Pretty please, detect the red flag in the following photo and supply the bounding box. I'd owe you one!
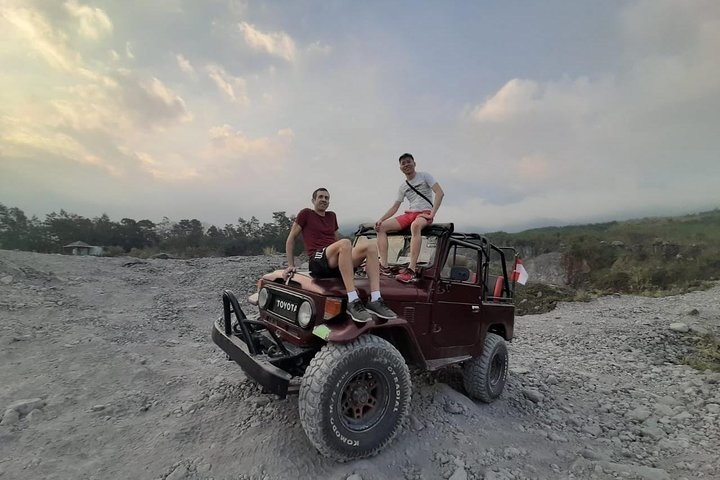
[511,257,528,285]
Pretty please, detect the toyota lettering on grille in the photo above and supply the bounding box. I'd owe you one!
[275,298,298,313]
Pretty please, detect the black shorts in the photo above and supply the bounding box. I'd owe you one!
[309,248,341,278]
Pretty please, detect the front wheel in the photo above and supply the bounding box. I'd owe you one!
[298,335,411,461]
[463,332,509,403]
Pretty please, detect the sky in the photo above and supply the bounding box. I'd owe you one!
[1,0,719,233]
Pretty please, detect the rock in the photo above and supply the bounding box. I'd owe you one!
[546,374,558,385]
[706,403,720,414]
[625,408,651,422]
[26,409,44,423]
[523,389,544,403]
[688,308,699,316]
[448,467,467,480]
[409,415,425,431]
[672,411,692,421]
[165,464,188,480]
[1,409,20,426]
[547,432,568,442]
[248,396,271,407]
[582,424,602,436]
[444,401,465,415]
[0,275,12,285]
[346,475,363,480]
[91,405,107,412]
[6,398,46,416]
[581,448,611,461]
[669,323,689,333]
[600,461,671,480]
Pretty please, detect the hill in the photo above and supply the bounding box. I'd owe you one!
[487,209,720,296]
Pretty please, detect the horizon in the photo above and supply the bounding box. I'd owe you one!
[2,1,719,232]
[4,200,717,237]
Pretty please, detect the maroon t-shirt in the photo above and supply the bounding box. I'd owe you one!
[296,208,338,257]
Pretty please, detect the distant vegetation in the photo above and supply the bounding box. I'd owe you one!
[2,203,719,297]
[0,203,296,258]
[487,209,720,298]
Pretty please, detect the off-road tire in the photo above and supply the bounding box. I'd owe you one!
[298,334,411,461]
[463,332,508,403]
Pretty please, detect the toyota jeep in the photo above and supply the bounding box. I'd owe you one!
[212,223,518,461]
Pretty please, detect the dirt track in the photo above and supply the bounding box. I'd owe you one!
[1,250,718,480]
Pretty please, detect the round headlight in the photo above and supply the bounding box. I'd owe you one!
[298,301,313,328]
[257,287,269,308]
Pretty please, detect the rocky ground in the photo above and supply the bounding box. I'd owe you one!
[0,250,718,480]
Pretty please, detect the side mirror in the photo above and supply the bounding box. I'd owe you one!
[449,266,470,282]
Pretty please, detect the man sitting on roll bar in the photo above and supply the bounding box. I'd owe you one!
[283,187,397,323]
[375,153,445,283]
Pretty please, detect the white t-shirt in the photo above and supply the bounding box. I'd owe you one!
[396,171,436,211]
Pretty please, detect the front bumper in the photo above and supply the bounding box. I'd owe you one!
[211,318,296,398]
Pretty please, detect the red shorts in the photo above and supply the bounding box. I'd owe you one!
[395,210,432,229]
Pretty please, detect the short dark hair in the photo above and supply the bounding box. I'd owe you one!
[312,187,329,199]
[398,153,414,162]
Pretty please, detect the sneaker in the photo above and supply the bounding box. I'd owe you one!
[395,269,417,283]
[379,265,394,277]
[366,298,397,320]
[347,298,372,323]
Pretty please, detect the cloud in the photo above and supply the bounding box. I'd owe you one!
[176,54,195,76]
[64,0,113,40]
[471,79,539,123]
[2,4,83,74]
[113,73,194,129]
[0,116,121,176]
[206,124,293,158]
[459,0,720,228]
[126,41,134,59]
[206,64,248,104]
[306,41,332,56]
[118,148,199,182]
[239,21,296,62]
[50,73,192,133]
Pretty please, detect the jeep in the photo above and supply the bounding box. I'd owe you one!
[212,223,518,461]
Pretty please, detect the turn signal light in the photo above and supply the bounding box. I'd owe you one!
[323,297,343,320]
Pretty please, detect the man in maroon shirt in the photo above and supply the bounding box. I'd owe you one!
[284,187,397,323]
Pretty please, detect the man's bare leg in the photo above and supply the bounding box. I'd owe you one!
[352,240,379,292]
[408,217,429,272]
[377,218,402,267]
[324,239,356,292]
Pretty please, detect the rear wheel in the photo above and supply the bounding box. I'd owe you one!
[463,332,508,403]
[298,335,411,461]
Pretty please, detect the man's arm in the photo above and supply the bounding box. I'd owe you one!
[422,183,444,221]
[375,201,402,230]
[284,222,302,277]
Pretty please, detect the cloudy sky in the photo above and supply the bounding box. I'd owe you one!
[1,0,718,232]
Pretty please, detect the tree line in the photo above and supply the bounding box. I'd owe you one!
[0,203,297,258]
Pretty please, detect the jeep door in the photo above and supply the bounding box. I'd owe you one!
[430,243,483,349]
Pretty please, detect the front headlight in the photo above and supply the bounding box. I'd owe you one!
[257,287,269,308]
[298,301,313,328]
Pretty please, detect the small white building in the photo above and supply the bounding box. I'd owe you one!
[63,241,104,256]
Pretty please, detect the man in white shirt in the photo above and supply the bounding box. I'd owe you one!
[374,153,445,283]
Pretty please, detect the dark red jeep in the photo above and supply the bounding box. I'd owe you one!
[212,223,518,461]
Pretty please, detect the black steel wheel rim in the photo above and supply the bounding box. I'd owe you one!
[489,352,505,387]
[337,368,389,432]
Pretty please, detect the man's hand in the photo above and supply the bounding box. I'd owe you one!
[418,213,434,222]
[282,266,297,281]
[374,219,383,231]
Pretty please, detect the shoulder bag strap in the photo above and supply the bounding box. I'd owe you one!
[405,180,433,208]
